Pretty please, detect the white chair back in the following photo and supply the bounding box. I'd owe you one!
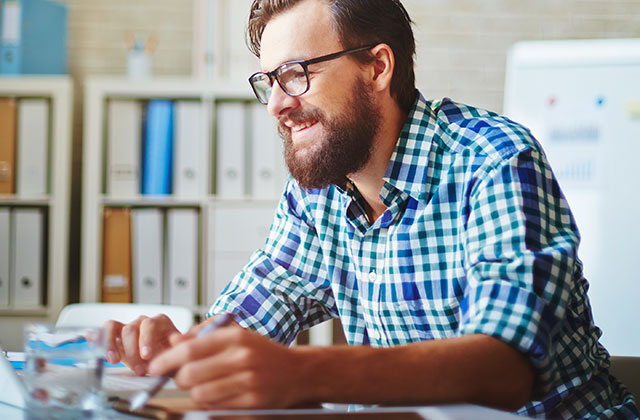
[56,303,195,333]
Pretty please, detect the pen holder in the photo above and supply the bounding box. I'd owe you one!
[127,50,152,80]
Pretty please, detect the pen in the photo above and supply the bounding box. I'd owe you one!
[128,312,236,410]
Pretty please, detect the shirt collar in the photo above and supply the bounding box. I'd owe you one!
[382,90,438,203]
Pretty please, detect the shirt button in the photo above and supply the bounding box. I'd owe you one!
[368,271,377,281]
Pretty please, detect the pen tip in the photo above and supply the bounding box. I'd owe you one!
[129,391,149,411]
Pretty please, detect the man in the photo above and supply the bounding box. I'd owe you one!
[105,0,638,417]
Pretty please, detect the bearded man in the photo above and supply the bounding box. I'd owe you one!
[105,1,638,417]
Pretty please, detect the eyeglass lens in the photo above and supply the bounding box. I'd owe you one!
[251,62,309,104]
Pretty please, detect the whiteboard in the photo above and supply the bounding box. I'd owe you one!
[504,39,640,357]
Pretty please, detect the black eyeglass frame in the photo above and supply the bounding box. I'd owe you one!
[248,43,378,105]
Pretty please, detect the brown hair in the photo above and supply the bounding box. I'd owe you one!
[247,0,417,113]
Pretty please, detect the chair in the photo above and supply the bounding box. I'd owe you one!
[610,356,640,402]
[55,303,195,334]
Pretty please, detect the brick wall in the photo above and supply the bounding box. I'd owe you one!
[404,0,640,112]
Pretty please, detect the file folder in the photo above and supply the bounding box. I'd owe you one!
[0,207,9,307]
[132,208,164,304]
[0,98,16,194]
[166,208,198,306]
[11,207,44,307]
[249,102,287,198]
[174,101,206,197]
[107,100,142,197]
[0,0,67,75]
[16,98,48,197]
[215,101,246,197]
[142,100,174,195]
[167,209,199,306]
[102,207,132,303]
[208,203,275,304]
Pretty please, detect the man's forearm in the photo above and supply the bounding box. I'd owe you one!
[291,333,534,410]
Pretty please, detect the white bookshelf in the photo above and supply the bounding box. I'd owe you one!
[80,76,284,318]
[0,76,73,351]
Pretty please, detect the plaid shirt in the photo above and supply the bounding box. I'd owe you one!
[210,92,638,419]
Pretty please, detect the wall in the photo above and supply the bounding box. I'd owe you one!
[63,0,640,300]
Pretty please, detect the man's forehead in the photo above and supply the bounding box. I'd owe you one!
[258,0,341,71]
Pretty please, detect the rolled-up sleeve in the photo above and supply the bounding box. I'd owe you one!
[459,146,580,397]
[208,179,337,345]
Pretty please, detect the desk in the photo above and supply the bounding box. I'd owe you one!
[0,400,525,419]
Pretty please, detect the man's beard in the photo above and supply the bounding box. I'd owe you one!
[278,78,381,189]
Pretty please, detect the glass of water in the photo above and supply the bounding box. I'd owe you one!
[23,324,106,418]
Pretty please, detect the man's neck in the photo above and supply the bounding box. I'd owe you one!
[349,101,407,224]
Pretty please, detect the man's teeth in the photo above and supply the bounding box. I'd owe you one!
[292,121,315,132]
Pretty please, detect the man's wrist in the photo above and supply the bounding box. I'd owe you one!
[289,344,341,405]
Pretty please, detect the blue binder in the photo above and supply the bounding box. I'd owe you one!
[142,100,174,195]
[0,0,67,74]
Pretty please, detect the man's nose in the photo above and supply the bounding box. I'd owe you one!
[266,81,298,118]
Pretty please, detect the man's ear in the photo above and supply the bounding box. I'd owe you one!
[368,43,395,93]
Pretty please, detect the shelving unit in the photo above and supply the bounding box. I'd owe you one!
[80,76,285,318]
[0,76,73,351]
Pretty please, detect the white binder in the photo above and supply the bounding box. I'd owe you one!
[173,101,206,197]
[210,255,247,304]
[107,100,142,197]
[132,208,164,304]
[167,208,198,306]
[0,208,9,307]
[11,207,43,307]
[249,103,287,198]
[16,99,48,197]
[207,202,275,305]
[216,102,246,197]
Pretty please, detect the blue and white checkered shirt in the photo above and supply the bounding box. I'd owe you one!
[210,91,638,418]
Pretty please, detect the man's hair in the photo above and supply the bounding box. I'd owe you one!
[247,0,417,113]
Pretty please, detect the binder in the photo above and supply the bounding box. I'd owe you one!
[166,208,198,306]
[173,101,205,197]
[0,0,67,75]
[107,100,142,197]
[0,208,9,307]
[11,207,44,307]
[0,98,16,194]
[208,203,274,304]
[142,100,174,195]
[132,208,164,304]
[209,255,247,304]
[249,102,287,198]
[215,101,246,197]
[16,98,48,197]
[102,207,132,303]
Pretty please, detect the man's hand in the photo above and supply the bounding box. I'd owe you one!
[148,321,305,409]
[104,314,180,376]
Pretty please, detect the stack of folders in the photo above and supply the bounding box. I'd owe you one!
[102,206,200,307]
[215,100,288,198]
[0,97,49,309]
[106,98,287,199]
[107,99,206,198]
[0,0,68,75]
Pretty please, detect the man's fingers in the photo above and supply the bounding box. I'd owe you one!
[172,346,241,389]
[138,314,176,360]
[104,320,124,364]
[189,371,272,409]
[121,316,148,375]
[148,324,238,377]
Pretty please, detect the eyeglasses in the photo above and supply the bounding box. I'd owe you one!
[248,44,377,105]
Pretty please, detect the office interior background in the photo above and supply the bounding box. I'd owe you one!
[0,0,639,352]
